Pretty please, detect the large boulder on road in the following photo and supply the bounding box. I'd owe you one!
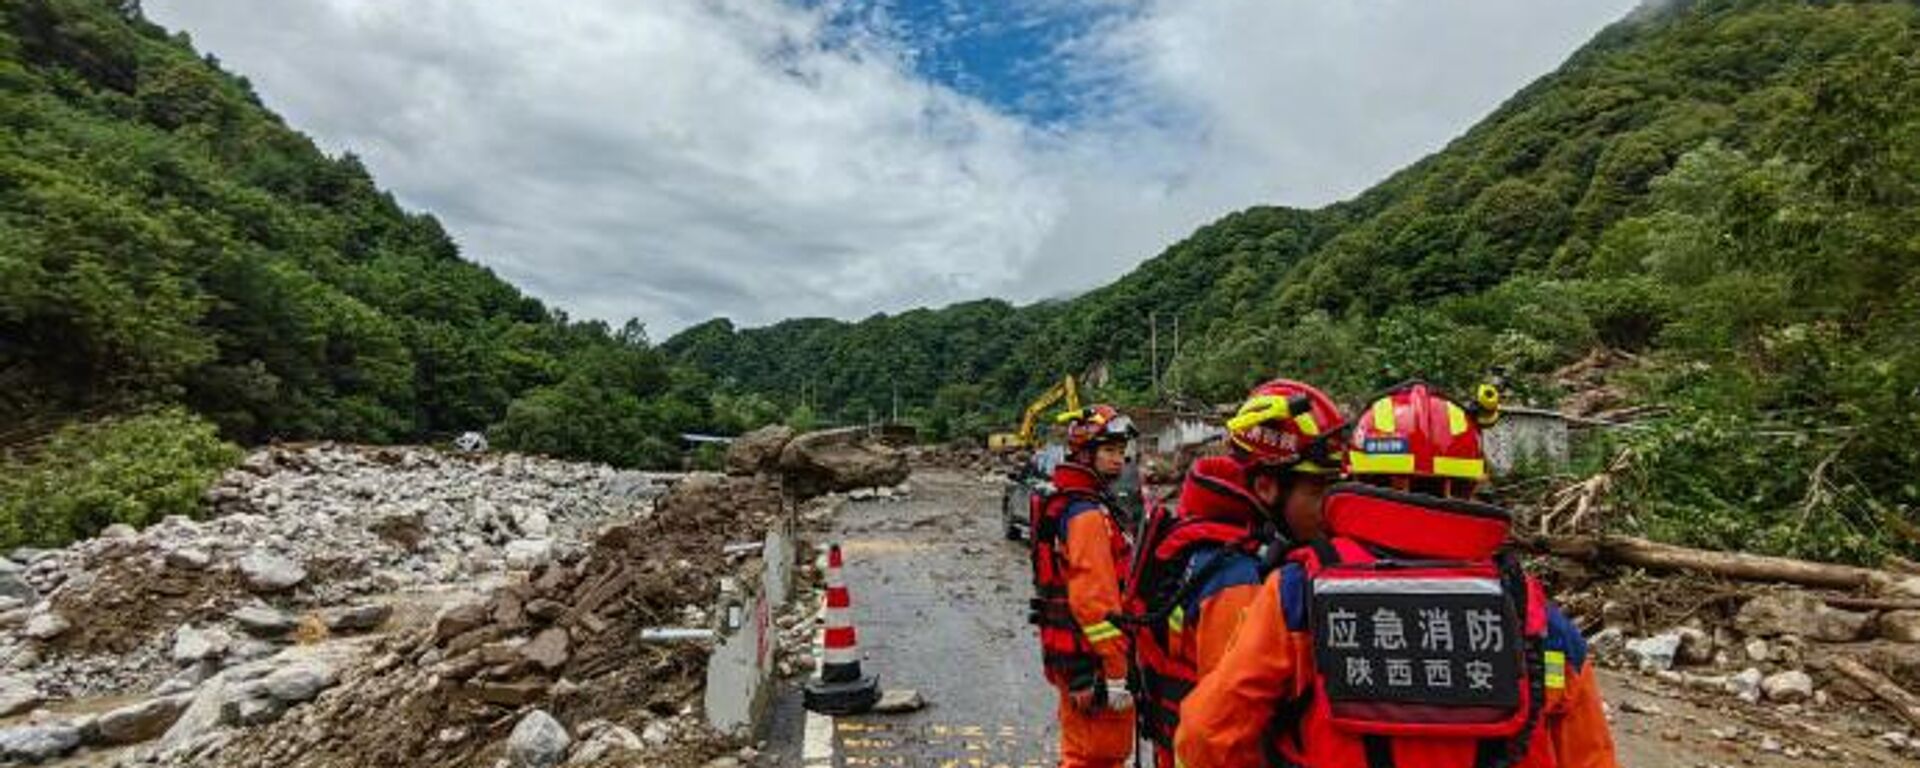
[777,428,909,499]
[726,425,795,476]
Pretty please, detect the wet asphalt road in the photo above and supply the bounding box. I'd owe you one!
[767,469,1059,767]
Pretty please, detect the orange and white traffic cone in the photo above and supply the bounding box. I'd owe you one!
[804,543,881,715]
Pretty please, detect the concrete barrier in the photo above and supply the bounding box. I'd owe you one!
[702,516,796,735]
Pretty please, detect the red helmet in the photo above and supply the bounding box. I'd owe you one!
[1346,381,1494,490]
[1059,404,1136,456]
[1224,379,1347,474]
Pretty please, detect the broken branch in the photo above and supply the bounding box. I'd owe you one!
[1526,535,1920,594]
[1830,656,1920,731]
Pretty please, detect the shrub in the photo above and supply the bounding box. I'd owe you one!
[0,408,242,548]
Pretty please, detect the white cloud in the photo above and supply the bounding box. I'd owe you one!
[145,0,1638,334]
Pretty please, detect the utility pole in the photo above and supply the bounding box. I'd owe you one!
[1171,315,1180,394]
[1149,311,1160,400]
[890,382,899,424]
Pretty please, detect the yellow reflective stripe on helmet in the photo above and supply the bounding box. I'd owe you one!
[1348,451,1416,475]
[1447,403,1469,437]
[1371,399,1396,433]
[1082,621,1123,644]
[1544,650,1567,690]
[1227,394,1291,433]
[1294,412,1320,437]
[1168,605,1185,634]
[1433,456,1487,479]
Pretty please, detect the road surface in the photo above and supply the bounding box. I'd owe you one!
[764,469,1913,767]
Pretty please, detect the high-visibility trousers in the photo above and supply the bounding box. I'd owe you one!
[1057,689,1134,768]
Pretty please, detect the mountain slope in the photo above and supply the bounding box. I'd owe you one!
[0,0,707,467]
[671,0,1920,562]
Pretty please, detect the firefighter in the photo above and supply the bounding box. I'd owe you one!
[1175,382,1619,768]
[1030,404,1139,768]
[1133,380,1348,768]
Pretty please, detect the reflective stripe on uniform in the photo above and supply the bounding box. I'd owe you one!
[1083,620,1123,643]
[1312,577,1503,596]
[1168,605,1185,634]
[1347,450,1415,475]
[1544,650,1567,690]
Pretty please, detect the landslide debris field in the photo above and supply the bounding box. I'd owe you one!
[0,443,782,767]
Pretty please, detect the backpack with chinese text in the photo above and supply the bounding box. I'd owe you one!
[1279,483,1551,768]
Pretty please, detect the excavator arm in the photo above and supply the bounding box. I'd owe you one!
[1015,375,1081,447]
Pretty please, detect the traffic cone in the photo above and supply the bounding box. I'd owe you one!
[804,543,881,715]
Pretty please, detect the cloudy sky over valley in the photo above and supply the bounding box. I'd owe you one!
[146,0,1638,335]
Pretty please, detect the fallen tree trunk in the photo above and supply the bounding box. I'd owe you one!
[1819,594,1920,612]
[1526,535,1920,595]
[1830,656,1920,731]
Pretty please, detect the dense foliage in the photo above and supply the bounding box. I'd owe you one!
[0,0,715,472]
[0,408,240,548]
[671,0,1920,562]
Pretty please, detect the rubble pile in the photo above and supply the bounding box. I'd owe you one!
[904,442,997,474]
[158,472,784,768]
[0,444,677,765]
[1568,575,1920,761]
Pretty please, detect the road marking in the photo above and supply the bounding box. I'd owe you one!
[803,708,836,767]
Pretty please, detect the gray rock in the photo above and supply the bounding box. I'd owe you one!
[1761,670,1814,704]
[261,661,337,703]
[1744,637,1771,662]
[237,552,307,593]
[100,523,137,539]
[0,560,36,603]
[519,628,571,672]
[1626,632,1682,672]
[0,675,41,717]
[1675,626,1715,666]
[171,625,230,666]
[96,695,192,745]
[231,605,297,637]
[22,612,69,641]
[1735,592,1870,642]
[505,539,554,571]
[322,603,392,633]
[1878,610,1920,644]
[1728,667,1764,703]
[515,510,553,539]
[566,722,641,765]
[165,548,213,571]
[507,709,570,768]
[0,722,81,762]
[776,427,910,499]
[222,689,287,726]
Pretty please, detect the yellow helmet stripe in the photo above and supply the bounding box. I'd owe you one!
[1348,450,1416,475]
[1371,399,1396,433]
[1294,412,1320,437]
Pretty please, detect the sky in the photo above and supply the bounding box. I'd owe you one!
[144,0,1640,336]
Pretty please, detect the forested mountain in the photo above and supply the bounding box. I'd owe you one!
[0,0,722,464]
[0,0,736,544]
[671,0,1920,563]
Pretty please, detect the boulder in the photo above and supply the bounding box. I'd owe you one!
[1735,592,1870,642]
[507,709,571,768]
[0,560,36,603]
[100,523,137,539]
[261,661,336,703]
[96,695,192,745]
[165,548,212,571]
[0,675,41,717]
[1761,670,1814,704]
[237,552,307,593]
[0,722,81,762]
[505,539,555,571]
[725,425,795,476]
[322,603,392,633]
[1728,667,1764,703]
[519,627,571,672]
[171,625,231,666]
[1877,610,1920,644]
[231,605,298,637]
[776,428,910,499]
[566,722,641,765]
[1674,627,1715,666]
[433,602,491,644]
[23,611,69,641]
[1626,632,1682,672]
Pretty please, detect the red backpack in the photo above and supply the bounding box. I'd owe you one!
[1027,466,1131,690]
[1278,484,1551,768]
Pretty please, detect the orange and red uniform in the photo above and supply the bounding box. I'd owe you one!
[1046,461,1136,768]
[1135,456,1273,768]
[1174,487,1619,768]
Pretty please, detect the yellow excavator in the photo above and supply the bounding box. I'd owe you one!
[988,375,1081,452]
